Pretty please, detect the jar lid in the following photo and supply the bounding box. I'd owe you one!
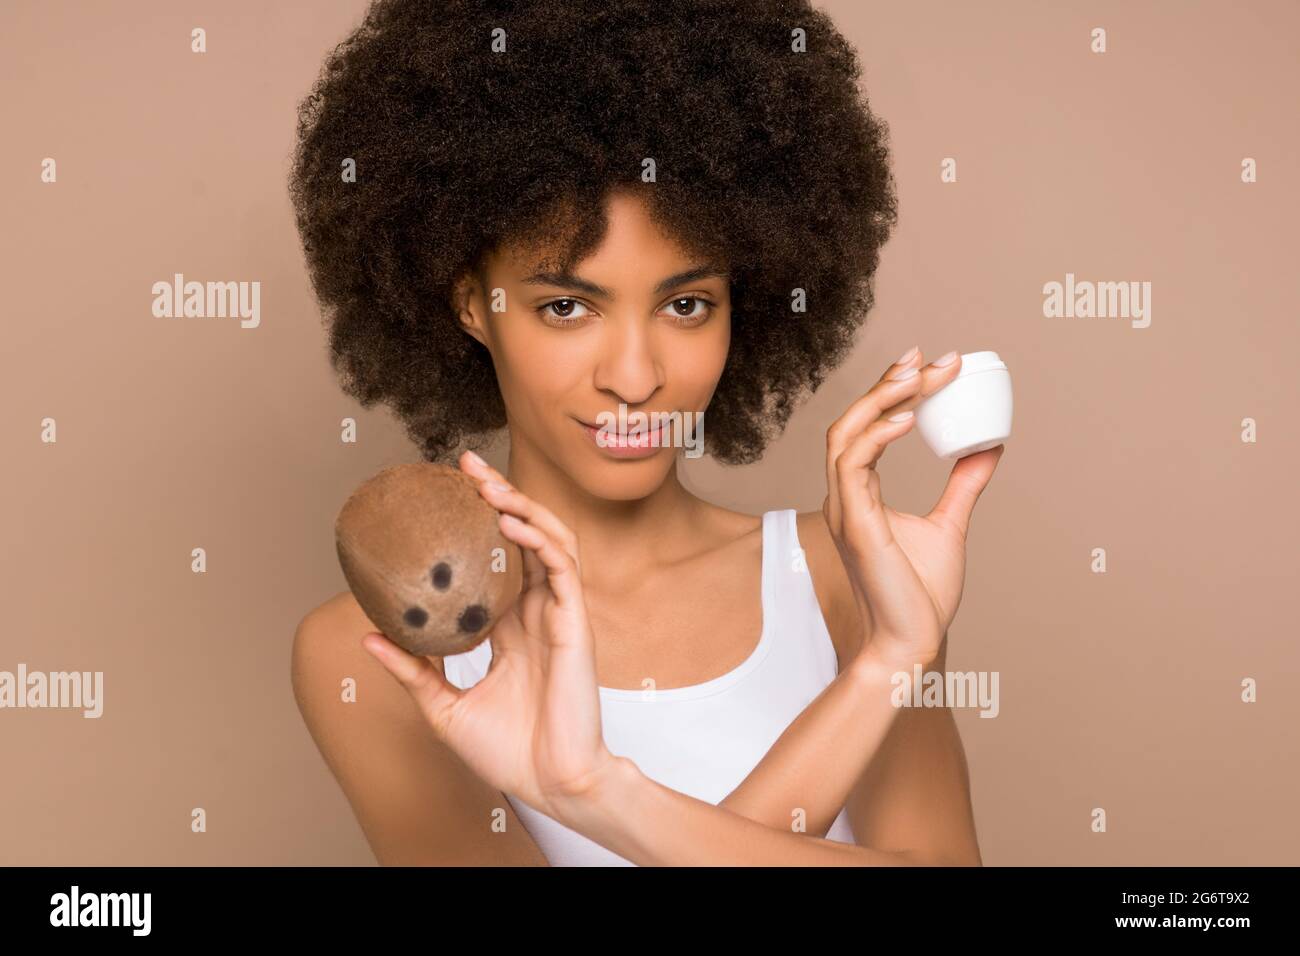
[955,351,1007,377]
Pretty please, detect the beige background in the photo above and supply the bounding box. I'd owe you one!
[2,0,1296,865]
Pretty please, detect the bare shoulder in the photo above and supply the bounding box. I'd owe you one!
[795,509,866,670]
[291,591,409,727]
[290,591,547,865]
[293,592,376,683]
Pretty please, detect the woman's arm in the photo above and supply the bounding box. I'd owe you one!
[843,636,982,866]
[718,639,904,840]
[553,652,931,866]
[717,514,980,865]
[712,351,1000,859]
[715,630,980,865]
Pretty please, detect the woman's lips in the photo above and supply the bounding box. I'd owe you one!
[576,418,667,457]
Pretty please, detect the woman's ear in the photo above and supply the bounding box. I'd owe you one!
[450,272,489,348]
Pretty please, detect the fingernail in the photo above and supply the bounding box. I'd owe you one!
[930,350,958,367]
[888,410,914,422]
[485,480,511,492]
[465,450,486,467]
[894,345,919,366]
[887,365,919,381]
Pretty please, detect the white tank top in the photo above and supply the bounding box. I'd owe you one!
[441,508,858,865]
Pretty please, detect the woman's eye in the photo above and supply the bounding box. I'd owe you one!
[538,298,590,326]
[536,296,714,327]
[663,297,713,326]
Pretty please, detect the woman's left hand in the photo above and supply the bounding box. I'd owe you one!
[360,452,617,821]
[824,348,1006,672]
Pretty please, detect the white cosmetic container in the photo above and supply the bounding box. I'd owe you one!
[914,351,1013,459]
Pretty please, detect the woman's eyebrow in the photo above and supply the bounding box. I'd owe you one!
[520,265,728,298]
[652,266,729,294]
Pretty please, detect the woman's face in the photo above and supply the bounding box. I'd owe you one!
[457,190,731,501]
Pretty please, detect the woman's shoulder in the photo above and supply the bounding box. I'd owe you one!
[291,591,406,721]
[288,591,547,864]
[292,591,374,678]
[297,589,368,635]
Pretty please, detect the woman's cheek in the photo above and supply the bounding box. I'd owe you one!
[675,321,730,394]
[500,325,590,407]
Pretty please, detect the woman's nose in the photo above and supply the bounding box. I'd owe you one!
[591,320,662,403]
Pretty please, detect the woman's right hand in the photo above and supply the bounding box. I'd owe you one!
[360,452,622,821]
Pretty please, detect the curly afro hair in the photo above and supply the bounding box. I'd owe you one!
[289,0,898,465]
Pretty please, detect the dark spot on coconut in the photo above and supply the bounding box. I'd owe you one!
[458,604,488,633]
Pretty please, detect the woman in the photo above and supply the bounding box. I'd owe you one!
[289,0,1003,865]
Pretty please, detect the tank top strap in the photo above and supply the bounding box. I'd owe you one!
[759,509,806,621]
[762,508,813,597]
[761,508,840,673]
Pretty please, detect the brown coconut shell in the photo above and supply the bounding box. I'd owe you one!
[334,462,523,657]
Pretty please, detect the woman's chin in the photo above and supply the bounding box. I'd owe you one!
[573,452,677,501]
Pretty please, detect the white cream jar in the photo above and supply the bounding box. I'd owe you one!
[914,351,1013,459]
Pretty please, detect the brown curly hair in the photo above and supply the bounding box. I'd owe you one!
[288,0,898,465]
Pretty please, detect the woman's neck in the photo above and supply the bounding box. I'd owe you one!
[503,443,712,591]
